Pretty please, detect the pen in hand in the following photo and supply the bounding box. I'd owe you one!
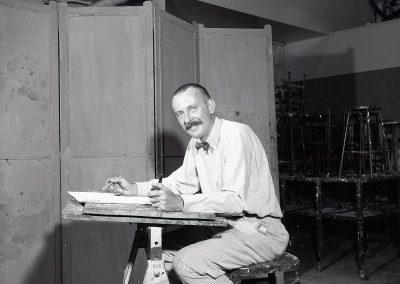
[102,183,112,191]
[102,175,123,192]
[151,175,163,191]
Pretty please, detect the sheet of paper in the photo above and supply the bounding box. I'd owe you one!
[68,191,151,205]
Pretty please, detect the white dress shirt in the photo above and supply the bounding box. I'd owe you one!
[137,117,282,218]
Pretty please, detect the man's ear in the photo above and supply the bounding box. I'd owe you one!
[207,99,216,115]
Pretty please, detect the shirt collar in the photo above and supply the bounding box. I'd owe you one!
[196,116,221,150]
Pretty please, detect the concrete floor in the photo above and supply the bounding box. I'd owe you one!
[243,217,400,284]
[284,232,400,284]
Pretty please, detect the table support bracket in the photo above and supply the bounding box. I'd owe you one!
[123,225,170,284]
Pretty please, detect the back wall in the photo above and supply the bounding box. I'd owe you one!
[285,19,400,120]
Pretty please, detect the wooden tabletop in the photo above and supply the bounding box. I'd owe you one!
[62,199,227,227]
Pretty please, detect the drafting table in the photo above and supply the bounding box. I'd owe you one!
[62,199,227,284]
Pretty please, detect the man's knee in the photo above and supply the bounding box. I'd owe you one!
[173,246,211,280]
[173,246,225,280]
[173,249,233,284]
[172,248,193,276]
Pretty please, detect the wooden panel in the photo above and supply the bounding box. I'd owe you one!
[59,1,154,213]
[0,1,60,283]
[0,2,52,158]
[154,8,197,175]
[68,157,150,191]
[68,15,148,157]
[59,3,154,284]
[0,160,56,283]
[198,25,279,193]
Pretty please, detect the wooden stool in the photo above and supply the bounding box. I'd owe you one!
[227,252,300,284]
[339,105,391,178]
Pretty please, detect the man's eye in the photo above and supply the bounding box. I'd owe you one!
[176,113,183,118]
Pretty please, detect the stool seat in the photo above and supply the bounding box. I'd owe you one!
[227,252,300,284]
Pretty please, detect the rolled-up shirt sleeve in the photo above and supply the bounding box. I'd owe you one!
[136,143,200,197]
[180,191,244,215]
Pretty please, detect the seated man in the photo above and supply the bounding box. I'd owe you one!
[106,83,289,284]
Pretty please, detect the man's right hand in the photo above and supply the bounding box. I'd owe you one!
[104,176,138,196]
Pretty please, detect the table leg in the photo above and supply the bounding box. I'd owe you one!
[356,181,366,280]
[123,226,169,284]
[143,226,169,284]
[315,179,323,271]
[143,260,169,283]
[123,225,147,284]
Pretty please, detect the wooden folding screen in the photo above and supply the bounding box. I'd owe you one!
[198,25,279,192]
[153,12,278,186]
[153,7,198,176]
[58,3,154,283]
[0,1,60,283]
[0,2,278,283]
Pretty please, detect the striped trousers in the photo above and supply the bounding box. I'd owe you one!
[162,216,289,284]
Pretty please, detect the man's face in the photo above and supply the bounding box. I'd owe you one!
[172,87,215,141]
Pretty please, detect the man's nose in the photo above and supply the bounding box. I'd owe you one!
[183,111,191,123]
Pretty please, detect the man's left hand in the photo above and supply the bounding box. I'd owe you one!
[148,183,184,212]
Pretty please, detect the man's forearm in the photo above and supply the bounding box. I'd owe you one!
[180,191,244,215]
[127,183,138,196]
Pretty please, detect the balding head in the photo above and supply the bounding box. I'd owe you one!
[173,83,211,103]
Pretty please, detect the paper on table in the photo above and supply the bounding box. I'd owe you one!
[68,191,151,205]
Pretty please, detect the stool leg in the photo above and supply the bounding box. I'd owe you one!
[315,179,323,272]
[339,111,350,179]
[379,110,392,173]
[299,115,306,173]
[289,114,294,176]
[294,269,300,283]
[356,181,366,280]
[366,109,373,177]
[275,271,284,284]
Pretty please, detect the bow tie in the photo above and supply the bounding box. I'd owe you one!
[195,141,210,151]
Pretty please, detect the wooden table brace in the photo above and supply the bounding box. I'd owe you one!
[123,225,169,284]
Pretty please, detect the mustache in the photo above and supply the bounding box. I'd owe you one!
[185,120,202,130]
